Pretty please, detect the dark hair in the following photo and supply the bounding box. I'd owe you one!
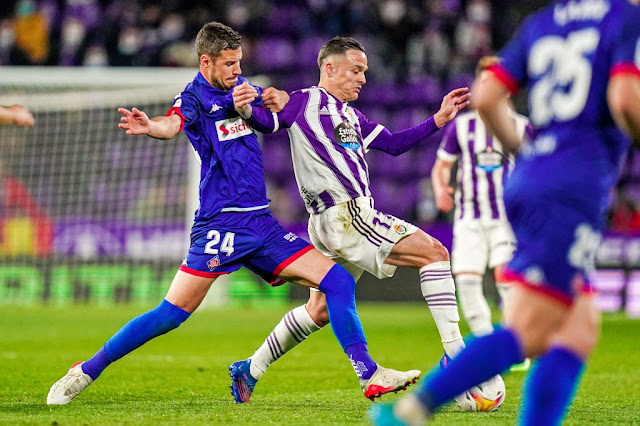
[195,22,241,60]
[317,36,366,68]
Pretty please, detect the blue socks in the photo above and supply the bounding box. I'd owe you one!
[345,342,377,380]
[318,264,375,378]
[318,264,366,350]
[81,300,190,380]
[416,328,524,411]
[519,346,585,426]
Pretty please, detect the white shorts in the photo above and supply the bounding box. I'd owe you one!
[308,197,418,281]
[451,219,516,276]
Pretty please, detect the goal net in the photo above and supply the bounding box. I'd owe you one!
[0,67,286,307]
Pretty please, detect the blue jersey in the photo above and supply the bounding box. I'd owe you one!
[167,73,269,222]
[493,0,640,303]
[492,0,640,215]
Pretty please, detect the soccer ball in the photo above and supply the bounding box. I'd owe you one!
[454,374,506,412]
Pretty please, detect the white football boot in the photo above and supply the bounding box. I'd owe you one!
[360,366,421,401]
[47,362,93,405]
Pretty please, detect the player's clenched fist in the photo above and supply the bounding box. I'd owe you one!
[233,82,258,119]
[261,87,290,113]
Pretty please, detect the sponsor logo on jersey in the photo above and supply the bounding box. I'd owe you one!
[319,105,331,115]
[215,117,254,141]
[207,255,220,270]
[475,146,504,172]
[334,121,362,150]
[283,232,298,242]
[209,103,222,113]
[394,224,407,235]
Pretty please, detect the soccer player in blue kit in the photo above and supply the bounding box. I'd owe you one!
[46,22,418,405]
[371,0,640,424]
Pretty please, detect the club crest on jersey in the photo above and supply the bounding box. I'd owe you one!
[394,224,407,235]
[215,117,254,141]
[207,255,220,271]
[334,121,361,150]
[475,146,504,172]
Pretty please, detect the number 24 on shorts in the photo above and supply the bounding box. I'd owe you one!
[205,230,235,256]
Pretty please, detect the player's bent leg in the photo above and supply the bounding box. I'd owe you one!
[506,286,569,358]
[518,293,600,426]
[47,271,213,405]
[281,249,421,399]
[387,231,465,358]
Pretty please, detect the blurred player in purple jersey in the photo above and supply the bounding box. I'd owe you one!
[47,22,418,406]
[432,56,533,371]
[228,36,491,404]
[372,1,640,424]
[0,104,34,127]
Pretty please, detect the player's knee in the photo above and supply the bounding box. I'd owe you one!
[318,264,356,297]
[564,303,601,357]
[426,239,450,264]
[156,299,191,335]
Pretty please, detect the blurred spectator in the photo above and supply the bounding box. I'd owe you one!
[12,0,50,64]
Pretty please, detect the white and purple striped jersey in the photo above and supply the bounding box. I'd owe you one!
[437,110,531,222]
[285,87,375,213]
[246,85,441,214]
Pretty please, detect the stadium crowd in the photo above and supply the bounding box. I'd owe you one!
[1,0,639,229]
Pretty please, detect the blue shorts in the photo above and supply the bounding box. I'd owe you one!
[503,183,601,305]
[180,209,313,285]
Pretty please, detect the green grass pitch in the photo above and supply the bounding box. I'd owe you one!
[2,303,639,425]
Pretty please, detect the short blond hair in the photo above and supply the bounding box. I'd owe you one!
[475,56,500,76]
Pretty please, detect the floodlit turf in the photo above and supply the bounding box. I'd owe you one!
[2,303,639,425]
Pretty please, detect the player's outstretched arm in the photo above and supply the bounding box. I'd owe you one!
[431,158,455,213]
[433,88,471,128]
[0,104,35,127]
[608,74,640,147]
[118,107,181,140]
[473,76,521,152]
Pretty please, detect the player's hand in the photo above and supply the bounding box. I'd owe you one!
[434,185,455,212]
[233,82,258,118]
[262,88,289,112]
[118,107,151,135]
[434,87,471,128]
[9,105,35,127]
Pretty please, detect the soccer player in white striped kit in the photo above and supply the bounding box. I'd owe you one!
[432,57,533,346]
[228,36,503,404]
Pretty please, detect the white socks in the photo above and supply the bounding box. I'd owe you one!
[419,261,465,357]
[249,304,322,379]
[456,273,494,336]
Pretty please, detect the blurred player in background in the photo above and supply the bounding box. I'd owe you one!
[47,22,418,406]
[432,56,533,371]
[372,0,640,424]
[228,36,504,405]
[0,104,34,127]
